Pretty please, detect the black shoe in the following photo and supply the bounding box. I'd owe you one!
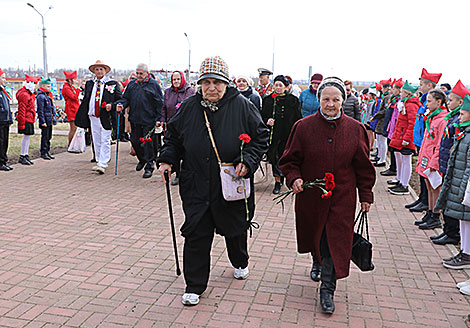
[388,183,402,192]
[409,202,428,213]
[310,262,321,282]
[374,162,386,167]
[432,235,460,245]
[0,164,10,171]
[419,213,441,230]
[90,158,97,163]
[370,151,378,157]
[142,169,153,179]
[320,290,335,314]
[24,155,34,165]
[41,155,51,160]
[18,156,31,165]
[387,179,399,185]
[272,182,282,195]
[415,210,432,225]
[405,199,421,209]
[171,177,179,186]
[136,162,145,171]
[389,185,410,195]
[5,165,13,170]
[380,169,396,176]
[47,153,55,159]
[430,232,446,241]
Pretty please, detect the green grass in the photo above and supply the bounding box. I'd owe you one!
[7,133,69,164]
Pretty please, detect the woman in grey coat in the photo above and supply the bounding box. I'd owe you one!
[435,95,470,274]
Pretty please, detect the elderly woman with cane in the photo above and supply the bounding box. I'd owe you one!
[157,56,268,306]
[279,77,376,314]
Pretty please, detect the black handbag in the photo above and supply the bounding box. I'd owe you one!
[351,211,374,272]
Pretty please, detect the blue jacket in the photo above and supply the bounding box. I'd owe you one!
[0,87,13,124]
[36,89,57,126]
[369,98,381,131]
[119,77,163,125]
[439,113,459,174]
[299,88,320,117]
[413,93,427,148]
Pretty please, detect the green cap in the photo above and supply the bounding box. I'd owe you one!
[402,80,418,94]
[40,78,51,85]
[462,94,470,111]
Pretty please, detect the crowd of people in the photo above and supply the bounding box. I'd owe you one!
[1,59,470,314]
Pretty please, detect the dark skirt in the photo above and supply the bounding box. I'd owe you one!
[389,146,415,156]
[18,122,35,135]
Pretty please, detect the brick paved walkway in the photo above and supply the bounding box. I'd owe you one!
[1,143,469,327]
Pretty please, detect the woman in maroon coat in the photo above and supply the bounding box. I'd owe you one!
[279,77,376,314]
[62,70,81,144]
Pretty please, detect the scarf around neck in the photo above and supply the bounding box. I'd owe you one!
[445,106,461,121]
[425,106,446,138]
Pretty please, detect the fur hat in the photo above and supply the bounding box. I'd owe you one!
[197,56,230,84]
[273,75,290,87]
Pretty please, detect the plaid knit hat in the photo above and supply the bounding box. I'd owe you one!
[317,76,347,102]
[197,56,230,84]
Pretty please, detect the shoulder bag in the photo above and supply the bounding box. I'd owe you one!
[351,210,374,272]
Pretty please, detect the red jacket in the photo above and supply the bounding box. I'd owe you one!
[62,82,80,121]
[15,87,36,129]
[279,112,376,279]
[389,96,420,151]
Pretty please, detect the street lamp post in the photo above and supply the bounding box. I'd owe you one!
[184,33,191,82]
[27,3,52,78]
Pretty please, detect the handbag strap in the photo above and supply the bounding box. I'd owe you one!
[203,110,221,164]
[354,210,370,240]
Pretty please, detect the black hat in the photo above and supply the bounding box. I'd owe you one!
[440,83,451,92]
[258,68,273,76]
[274,75,290,87]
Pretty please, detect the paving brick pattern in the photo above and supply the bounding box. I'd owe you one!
[1,143,469,327]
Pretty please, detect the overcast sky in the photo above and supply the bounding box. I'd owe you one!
[1,0,469,84]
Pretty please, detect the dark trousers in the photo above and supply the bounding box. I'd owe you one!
[130,123,155,171]
[183,210,249,295]
[40,125,52,156]
[0,123,9,165]
[416,146,429,205]
[443,214,460,240]
[388,142,397,172]
[320,229,336,294]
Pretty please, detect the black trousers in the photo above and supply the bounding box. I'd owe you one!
[0,123,9,165]
[40,125,52,156]
[416,146,429,205]
[183,210,249,295]
[388,138,397,172]
[443,214,460,240]
[130,123,155,170]
[320,229,337,294]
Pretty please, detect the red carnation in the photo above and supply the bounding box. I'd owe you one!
[271,93,278,98]
[325,180,335,191]
[147,138,152,142]
[101,102,107,109]
[238,134,251,144]
[324,172,334,182]
[456,128,461,135]
[139,137,145,143]
[321,191,333,199]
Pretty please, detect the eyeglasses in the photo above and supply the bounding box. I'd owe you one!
[136,72,146,75]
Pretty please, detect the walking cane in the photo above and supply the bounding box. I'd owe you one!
[114,111,120,175]
[164,170,182,276]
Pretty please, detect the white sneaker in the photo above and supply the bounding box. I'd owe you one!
[460,285,470,296]
[92,166,105,174]
[457,280,470,289]
[182,293,200,306]
[234,267,249,280]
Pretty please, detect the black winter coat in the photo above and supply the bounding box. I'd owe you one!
[36,90,56,126]
[439,114,459,174]
[240,87,261,112]
[0,87,13,124]
[343,94,361,121]
[157,87,269,238]
[75,79,122,130]
[119,77,163,126]
[261,93,302,163]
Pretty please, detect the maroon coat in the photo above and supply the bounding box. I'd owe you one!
[279,112,376,279]
[389,96,420,151]
[15,87,36,129]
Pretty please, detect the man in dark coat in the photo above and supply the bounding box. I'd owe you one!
[279,77,376,314]
[157,56,269,306]
[0,68,13,171]
[117,63,163,179]
[75,60,122,174]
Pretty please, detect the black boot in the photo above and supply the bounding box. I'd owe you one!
[310,257,321,282]
[405,199,421,209]
[319,256,336,314]
[18,155,31,165]
[24,155,34,165]
[272,181,282,194]
[419,212,442,230]
[414,210,432,226]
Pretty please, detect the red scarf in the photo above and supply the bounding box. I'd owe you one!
[39,87,54,102]
[171,71,186,92]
